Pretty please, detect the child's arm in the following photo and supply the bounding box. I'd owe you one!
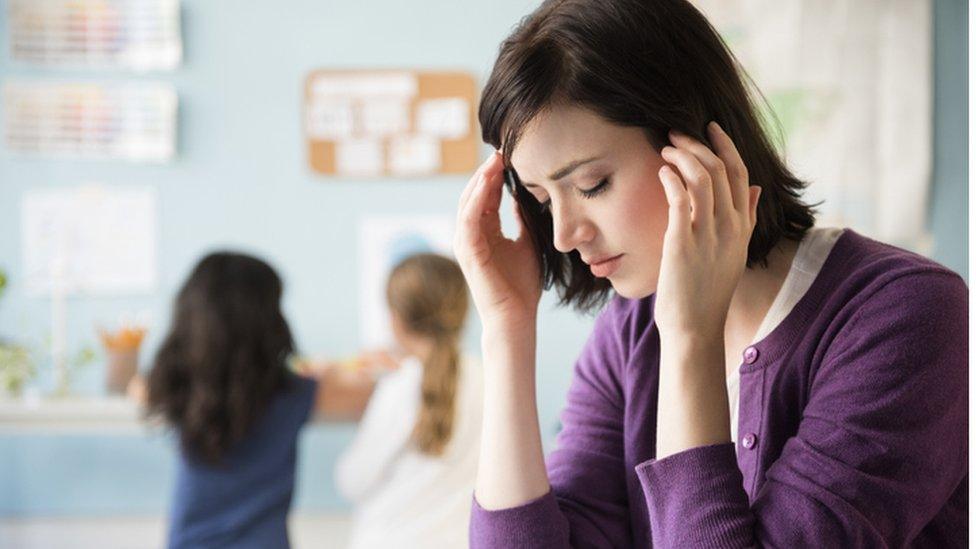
[298,351,399,421]
[302,361,375,421]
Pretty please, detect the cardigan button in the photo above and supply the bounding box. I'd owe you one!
[743,346,759,364]
[742,433,757,450]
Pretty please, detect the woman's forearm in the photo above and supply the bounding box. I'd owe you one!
[475,322,551,509]
[655,333,731,460]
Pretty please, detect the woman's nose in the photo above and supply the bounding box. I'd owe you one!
[551,199,595,253]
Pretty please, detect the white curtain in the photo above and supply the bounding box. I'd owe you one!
[693,0,933,252]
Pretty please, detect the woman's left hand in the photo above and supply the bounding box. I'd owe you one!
[653,122,761,340]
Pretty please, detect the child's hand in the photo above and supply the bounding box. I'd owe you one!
[293,358,329,376]
[359,349,400,372]
[454,152,542,332]
[126,374,147,405]
[654,122,761,340]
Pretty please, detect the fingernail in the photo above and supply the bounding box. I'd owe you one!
[709,121,722,132]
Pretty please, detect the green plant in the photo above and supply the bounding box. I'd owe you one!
[0,344,35,396]
[51,344,97,396]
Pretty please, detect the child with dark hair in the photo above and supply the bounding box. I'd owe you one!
[147,252,317,549]
[456,0,967,547]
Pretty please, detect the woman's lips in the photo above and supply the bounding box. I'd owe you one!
[589,254,624,278]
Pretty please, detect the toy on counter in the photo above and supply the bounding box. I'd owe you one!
[98,324,147,395]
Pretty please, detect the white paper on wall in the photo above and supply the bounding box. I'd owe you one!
[310,73,418,98]
[336,138,384,177]
[22,184,157,296]
[358,215,455,349]
[8,0,182,71]
[416,97,470,140]
[306,99,355,139]
[3,81,178,162]
[692,0,933,251]
[360,98,411,136]
[388,134,441,175]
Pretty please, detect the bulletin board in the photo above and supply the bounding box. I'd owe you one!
[304,70,479,177]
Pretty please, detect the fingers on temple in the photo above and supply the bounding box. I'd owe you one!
[661,145,713,230]
[459,153,502,220]
[460,154,504,231]
[705,122,750,214]
[668,129,735,222]
[659,165,691,233]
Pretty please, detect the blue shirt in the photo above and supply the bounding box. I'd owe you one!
[167,373,318,549]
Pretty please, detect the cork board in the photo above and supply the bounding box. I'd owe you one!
[304,70,479,177]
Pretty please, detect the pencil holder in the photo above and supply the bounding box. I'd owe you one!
[99,327,146,395]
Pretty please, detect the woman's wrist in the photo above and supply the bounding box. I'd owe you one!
[481,306,537,331]
[481,315,537,346]
[656,329,731,459]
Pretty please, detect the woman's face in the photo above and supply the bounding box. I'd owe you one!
[511,104,670,299]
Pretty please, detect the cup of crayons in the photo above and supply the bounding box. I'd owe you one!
[98,324,147,395]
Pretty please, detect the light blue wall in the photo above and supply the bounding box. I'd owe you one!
[0,0,591,516]
[0,0,968,516]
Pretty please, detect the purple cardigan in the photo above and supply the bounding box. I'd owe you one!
[470,230,968,547]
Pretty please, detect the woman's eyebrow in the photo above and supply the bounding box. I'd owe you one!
[521,156,603,188]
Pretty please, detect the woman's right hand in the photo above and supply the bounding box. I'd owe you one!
[454,152,542,331]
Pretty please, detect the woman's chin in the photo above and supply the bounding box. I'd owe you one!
[608,276,656,300]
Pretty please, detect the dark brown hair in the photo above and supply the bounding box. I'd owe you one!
[147,252,295,465]
[480,0,816,312]
[386,253,469,456]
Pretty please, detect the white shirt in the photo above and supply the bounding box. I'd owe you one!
[727,227,844,446]
[335,355,483,549]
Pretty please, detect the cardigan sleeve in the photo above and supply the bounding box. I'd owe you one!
[470,298,635,548]
[636,270,969,547]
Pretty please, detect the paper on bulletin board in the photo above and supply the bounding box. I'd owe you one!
[388,135,441,175]
[416,97,470,139]
[305,70,478,177]
[22,185,157,296]
[361,98,411,135]
[306,99,355,139]
[358,215,455,349]
[336,139,384,176]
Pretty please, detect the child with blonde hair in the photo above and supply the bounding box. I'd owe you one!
[335,253,482,548]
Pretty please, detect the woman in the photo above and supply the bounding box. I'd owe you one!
[335,253,482,548]
[455,0,967,547]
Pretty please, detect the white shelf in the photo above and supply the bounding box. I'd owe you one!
[0,395,149,433]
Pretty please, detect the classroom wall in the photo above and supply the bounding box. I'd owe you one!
[0,0,589,516]
[0,0,968,516]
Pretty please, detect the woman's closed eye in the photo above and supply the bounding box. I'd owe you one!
[536,177,611,212]
[579,177,611,199]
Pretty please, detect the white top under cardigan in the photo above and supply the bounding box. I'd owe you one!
[335,355,483,549]
[727,227,844,446]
